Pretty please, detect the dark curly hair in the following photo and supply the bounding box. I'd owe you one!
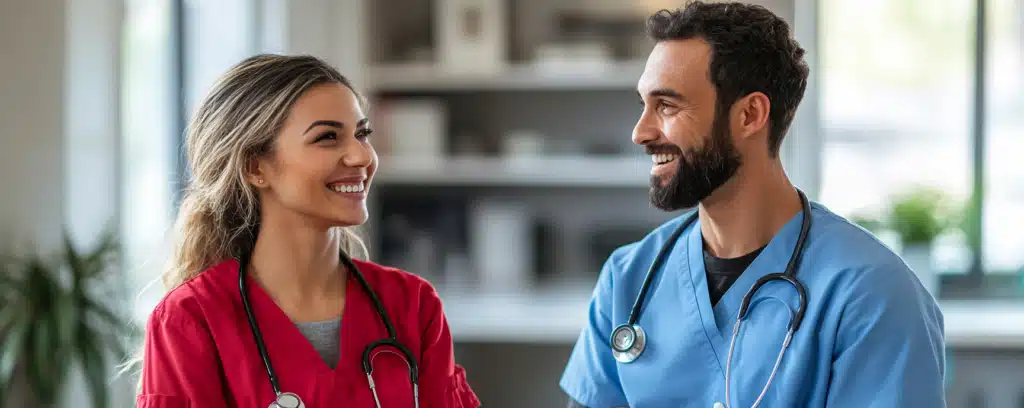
[646,1,809,157]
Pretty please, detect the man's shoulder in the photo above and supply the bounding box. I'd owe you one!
[805,203,940,313]
[810,202,896,250]
[806,203,912,275]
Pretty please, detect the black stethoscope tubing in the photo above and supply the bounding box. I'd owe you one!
[238,248,419,399]
[611,189,812,361]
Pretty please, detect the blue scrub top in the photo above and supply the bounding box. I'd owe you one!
[560,202,946,407]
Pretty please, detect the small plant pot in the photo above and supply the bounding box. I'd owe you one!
[902,243,939,298]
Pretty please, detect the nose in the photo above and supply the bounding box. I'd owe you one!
[341,137,374,168]
[631,108,659,146]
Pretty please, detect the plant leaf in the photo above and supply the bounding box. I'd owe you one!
[0,319,28,395]
[0,270,16,292]
[76,323,110,408]
[63,233,85,284]
[85,317,130,359]
[26,317,57,404]
[0,302,20,337]
[83,297,128,328]
[82,230,118,279]
[25,271,72,406]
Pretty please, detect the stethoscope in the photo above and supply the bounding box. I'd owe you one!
[238,248,420,408]
[609,189,811,408]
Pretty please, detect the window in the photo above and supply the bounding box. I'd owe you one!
[183,0,260,112]
[820,0,1023,299]
[121,0,178,319]
[176,0,260,202]
[819,0,974,263]
[983,0,1024,278]
[121,0,261,318]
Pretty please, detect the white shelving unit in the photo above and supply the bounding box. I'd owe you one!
[374,155,651,187]
[367,60,646,92]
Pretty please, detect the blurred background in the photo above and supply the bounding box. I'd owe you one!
[1,0,1022,406]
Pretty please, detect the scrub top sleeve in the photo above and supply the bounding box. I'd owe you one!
[559,247,631,408]
[825,263,946,408]
[417,284,481,408]
[137,304,229,408]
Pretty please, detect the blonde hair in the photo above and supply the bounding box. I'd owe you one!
[123,54,368,388]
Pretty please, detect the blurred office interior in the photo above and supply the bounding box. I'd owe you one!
[1,0,1022,406]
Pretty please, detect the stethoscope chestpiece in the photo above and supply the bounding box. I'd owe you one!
[270,392,304,408]
[610,323,646,364]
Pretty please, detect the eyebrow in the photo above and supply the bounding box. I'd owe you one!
[303,118,369,134]
[644,88,686,102]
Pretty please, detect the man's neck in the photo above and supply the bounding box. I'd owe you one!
[698,161,802,259]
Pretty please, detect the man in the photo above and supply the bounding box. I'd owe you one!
[560,2,946,407]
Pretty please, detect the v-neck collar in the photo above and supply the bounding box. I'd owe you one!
[681,207,809,371]
[242,264,360,380]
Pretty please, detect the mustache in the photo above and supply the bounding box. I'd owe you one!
[644,144,682,155]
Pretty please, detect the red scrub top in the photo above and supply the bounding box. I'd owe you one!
[137,257,480,408]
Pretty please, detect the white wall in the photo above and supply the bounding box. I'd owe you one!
[0,0,67,253]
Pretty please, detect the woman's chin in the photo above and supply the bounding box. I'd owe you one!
[326,208,368,227]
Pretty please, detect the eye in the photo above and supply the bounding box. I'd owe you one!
[314,131,337,143]
[355,128,373,140]
[657,101,679,115]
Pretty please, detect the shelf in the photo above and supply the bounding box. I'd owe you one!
[366,61,646,92]
[942,301,1024,349]
[374,155,651,187]
[438,287,1024,348]
[438,285,592,344]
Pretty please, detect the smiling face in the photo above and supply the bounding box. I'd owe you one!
[249,83,377,228]
[633,38,743,211]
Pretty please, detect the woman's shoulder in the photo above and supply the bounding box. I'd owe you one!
[146,259,238,330]
[351,258,437,292]
[350,258,450,321]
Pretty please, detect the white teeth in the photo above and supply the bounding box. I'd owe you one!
[329,183,364,193]
[651,153,679,165]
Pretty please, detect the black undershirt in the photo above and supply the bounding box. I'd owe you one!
[566,242,764,408]
[702,242,765,306]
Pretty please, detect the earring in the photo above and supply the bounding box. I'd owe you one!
[257,178,263,185]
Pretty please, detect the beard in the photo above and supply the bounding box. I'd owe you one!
[648,108,742,212]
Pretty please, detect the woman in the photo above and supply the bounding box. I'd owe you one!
[136,54,480,408]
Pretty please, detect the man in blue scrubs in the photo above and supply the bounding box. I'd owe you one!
[560,2,946,407]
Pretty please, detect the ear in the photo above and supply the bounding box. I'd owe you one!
[244,156,266,188]
[733,92,771,139]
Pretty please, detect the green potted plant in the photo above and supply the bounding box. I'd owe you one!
[884,186,956,296]
[0,229,134,408]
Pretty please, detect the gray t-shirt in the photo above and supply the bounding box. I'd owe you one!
[295,318,342,369]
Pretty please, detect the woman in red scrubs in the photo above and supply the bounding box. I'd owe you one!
[135,54,480,408]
